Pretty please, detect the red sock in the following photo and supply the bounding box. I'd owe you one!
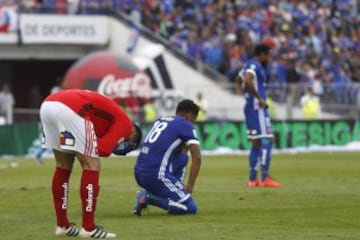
[80,170,100,231]
[52,167,71,228]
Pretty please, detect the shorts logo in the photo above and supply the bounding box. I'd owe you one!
[60,131,75,146]
[247,129,257,135]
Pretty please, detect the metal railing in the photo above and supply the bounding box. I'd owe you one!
[13,108,40,123]
[8,82,360,124]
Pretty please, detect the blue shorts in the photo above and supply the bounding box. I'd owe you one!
[135,171,190,203]
[244,106,273,139]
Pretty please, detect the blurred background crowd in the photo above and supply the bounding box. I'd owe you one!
[121,0,359,106]
[1,0,359,108]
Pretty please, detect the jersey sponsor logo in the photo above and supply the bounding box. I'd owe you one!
[61,182,68,209]
[59,131,75,146]
[85,184,94,212]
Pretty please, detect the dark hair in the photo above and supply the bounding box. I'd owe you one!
[254,44,271,56]
[176,99,200,116]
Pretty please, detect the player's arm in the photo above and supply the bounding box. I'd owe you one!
[98,115,133,156]
[234,70,244,94]
[244,71,268,108]
[98,126,126,156]
[185,142,201,194]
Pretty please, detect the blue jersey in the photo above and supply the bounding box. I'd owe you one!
[135,116,198,177]
[169,152,189,182]
[240,59,273,139]
[243,59,268,110]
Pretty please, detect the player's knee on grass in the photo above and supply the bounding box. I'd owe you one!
[168,197,197,215]
[185,198,197,214]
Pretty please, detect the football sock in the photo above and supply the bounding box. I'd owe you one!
[168,200,189,214]
[261,140,272,181]
[52,167,71,228]
[146,192,197,214]
[147,193,169,210]
[249,146,260,181]
[80,170,99,231]
[168,197,197,214]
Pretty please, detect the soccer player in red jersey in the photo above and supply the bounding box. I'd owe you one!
[40,89,142,238]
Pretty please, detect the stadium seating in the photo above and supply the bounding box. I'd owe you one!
[4,0,360,117]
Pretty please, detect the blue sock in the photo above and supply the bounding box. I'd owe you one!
[249,146,260,181]
[147,193,197,214]
[147,193,169,211]
[168,197,197,215]
[261,139,272,181]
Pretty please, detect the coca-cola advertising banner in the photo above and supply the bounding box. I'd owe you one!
[63,48,185,117]
[63,51,152,100]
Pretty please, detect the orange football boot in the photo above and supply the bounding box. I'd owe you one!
[260,177,281,188]
[247,179,260,187]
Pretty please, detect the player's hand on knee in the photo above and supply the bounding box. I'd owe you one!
[185,184,194,193]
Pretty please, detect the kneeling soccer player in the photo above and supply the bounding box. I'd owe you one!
[133,99,201,216]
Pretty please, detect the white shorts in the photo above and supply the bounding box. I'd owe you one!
[39,101,99,157]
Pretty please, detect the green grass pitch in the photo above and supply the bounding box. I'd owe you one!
[0,152,359,240]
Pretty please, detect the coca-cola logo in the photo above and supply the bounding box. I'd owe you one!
[97,72,152,99]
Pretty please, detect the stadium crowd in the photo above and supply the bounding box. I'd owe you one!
[2,0,359,106]
[123,0,359,105]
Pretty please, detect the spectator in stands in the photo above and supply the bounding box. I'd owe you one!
[333,66,352,105]
[121,0,358,106]
[267,93,277,120]
[67,0,80,14]
[268,55,288,102]
[300,86,320,120]
[0,83,15,125]
[142,98,157,123]
[194,91,209,121]
[41,0,67,14]
[50,76,63,94]
[14,0,359,112]
[28,86,43,108]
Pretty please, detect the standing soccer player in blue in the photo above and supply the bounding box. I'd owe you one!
[133,99,201,215]
[235,44,281,188]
